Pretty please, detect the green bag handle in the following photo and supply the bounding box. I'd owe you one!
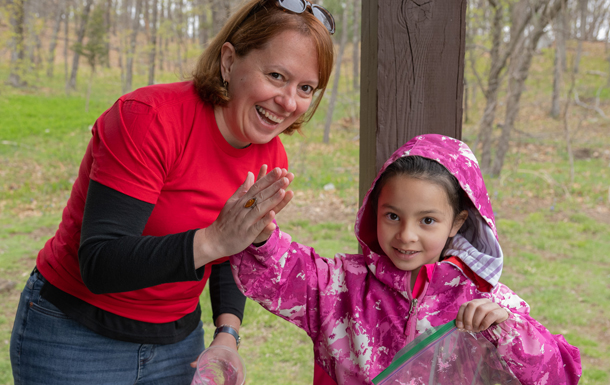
[372,320,456,384]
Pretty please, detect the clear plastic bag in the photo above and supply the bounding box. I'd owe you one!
[373,320,522,385]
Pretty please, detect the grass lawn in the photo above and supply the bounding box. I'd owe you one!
[1,41,609,384]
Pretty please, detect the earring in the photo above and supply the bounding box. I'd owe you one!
[222,79,229,97]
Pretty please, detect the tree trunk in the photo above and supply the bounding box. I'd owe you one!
[478,0,531,174]
[464,77,469,123]
[550,42,562,118]
[158,0,165,72]
[573,0,587,74]
[175,0,183,75]
[8,0,27,88]
[490,0,566,176]
[212,0,226,36]
[606,26,610,86]
[67,0,94,90]
[198,0,208,48]
[550,3,565,119]
[478,0,505,173]
[323,4,349,144]
[104,0,112,68]
[64,1,69,83]
[562,45,578,185]
[119,0,131,85]
[148,0,158,85]
[125,0,143,93]
[47,0,65,77]
[352,0,360,91]
[86,65,95,112]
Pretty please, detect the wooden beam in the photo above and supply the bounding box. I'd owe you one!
[359,0,467,206]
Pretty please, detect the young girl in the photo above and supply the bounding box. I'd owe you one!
[230,134,581,384]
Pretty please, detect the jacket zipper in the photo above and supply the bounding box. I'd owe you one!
[406,298,418,341]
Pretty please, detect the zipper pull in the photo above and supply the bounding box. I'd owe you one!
[408,298,418,317]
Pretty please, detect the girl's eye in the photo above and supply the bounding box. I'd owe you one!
[422,217,435,225]
[386,213,399,221]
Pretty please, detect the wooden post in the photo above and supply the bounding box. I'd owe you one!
[359,0,467,206]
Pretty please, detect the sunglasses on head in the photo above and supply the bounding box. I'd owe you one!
[251,0,335,34]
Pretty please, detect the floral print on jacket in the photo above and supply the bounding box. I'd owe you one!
[231,134,582,384]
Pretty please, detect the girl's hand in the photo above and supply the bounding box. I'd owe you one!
[456,298,510,332]
[193,165,294,267]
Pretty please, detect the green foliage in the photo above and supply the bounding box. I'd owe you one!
[0,30,609,385]
[72,6,108,71]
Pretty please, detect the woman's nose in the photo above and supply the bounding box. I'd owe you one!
[275,87,297,113]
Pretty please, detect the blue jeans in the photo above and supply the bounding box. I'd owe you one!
[10,269,205,385]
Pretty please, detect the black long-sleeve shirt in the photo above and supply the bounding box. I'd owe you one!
[41,180,246,344]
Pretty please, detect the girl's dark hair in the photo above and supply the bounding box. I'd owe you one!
[369,156,476,257]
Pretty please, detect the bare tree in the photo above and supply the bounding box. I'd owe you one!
[198,0,208,49]
[67,0,94,90]
[124,0,143,93]
[118,0,131,85]
[25,0,43,72]
[212,0,226,36]
[585,0,609,40]
[8,0,28,87]
[73,5,108,111]
[175,0,183,74]
[474,0,532,174]
[64,0,70,83]
[148,0,158,85]
[158,0,165,72]
[490,0,567,176]
[47,0,66,78]
[352,0,360,91]
[550,2,566,118]
[104,0,113,67]
[323,3,349,144]
[573,0,587,74]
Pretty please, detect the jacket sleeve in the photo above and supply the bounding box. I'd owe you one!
[230,227,337,340]
[481,283,582,385]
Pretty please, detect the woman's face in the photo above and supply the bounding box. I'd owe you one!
[216,29,320,149]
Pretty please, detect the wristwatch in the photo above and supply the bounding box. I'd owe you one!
[213,325,241,348]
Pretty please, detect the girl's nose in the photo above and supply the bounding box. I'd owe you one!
[397,224,418,243]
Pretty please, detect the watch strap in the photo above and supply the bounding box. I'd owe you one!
[214,325,241,347]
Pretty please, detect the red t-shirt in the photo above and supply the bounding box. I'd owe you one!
[36,81,288,323]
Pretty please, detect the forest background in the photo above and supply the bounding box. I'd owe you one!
[1,0,609,383]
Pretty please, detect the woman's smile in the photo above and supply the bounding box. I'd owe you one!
[216,29,320,149]
[256,105,285,125]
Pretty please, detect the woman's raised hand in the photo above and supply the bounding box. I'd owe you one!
[193,165,294,268]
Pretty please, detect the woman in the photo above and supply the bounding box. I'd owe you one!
[9,0,335,383]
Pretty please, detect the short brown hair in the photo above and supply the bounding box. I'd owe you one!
[191,0,334,135]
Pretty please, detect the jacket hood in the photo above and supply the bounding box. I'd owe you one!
[355,134,503,289]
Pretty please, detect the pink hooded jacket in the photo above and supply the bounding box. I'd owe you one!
[231,134,581,384]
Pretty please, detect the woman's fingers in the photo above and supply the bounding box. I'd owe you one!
[194,166,295,267]
[256,164,268,181]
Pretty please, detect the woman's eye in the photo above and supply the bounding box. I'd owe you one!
[269,72,282,80]
[422,217,435,225]
[300,85,314,94]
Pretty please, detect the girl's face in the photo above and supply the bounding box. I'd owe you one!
[215,29,320,149]
[376,175,467,276]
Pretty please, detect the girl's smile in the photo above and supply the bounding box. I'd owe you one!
[376,175,467,283]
